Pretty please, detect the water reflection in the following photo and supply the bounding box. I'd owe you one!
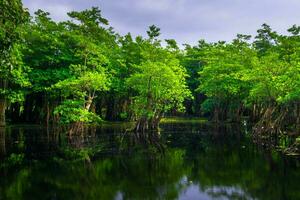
[0,123,300,200]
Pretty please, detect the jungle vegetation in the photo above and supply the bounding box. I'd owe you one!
[0,1,299,144]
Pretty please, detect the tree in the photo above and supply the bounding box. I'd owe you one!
[127,59,191,132]
[147,25,161,40]
[197,37,256,122]
[18,10,76,124]
[181,40,211,116]
[52,8,112,126]
[103,33,141,121]
[126,27,191,131]
[0,0,29,126]
[53,42,110,125]
[246,34,300,135]
[254,23,278,56]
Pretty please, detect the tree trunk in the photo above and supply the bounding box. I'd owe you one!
[213,107,220,123]
[252,103,257,122]
[0,79,7,126]
[134,117,149,133]
[0,98,6,126]
[235,104,243,122]
[105,94,116,121]
[46,100,50,126]
[0,127,5,158]
[85,96,93,111]
[134,114,162,133]
[295,102,300,132]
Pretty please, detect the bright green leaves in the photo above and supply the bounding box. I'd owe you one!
[0,0,30,126]
[4,2,298,133]
[54,71,109,98]
[14,6,114,125]
[0,0,30,125]
[196,24,300,124]
[23,10,76,94]
[123,26,191,124]
[0,44,31,103]
[197,41,255,116]
[248,52,300,104]
[127,59,191,120]
[54,100,102,124]
[0,0,29,51]
[53,67,109,124]
[49,8,112,125]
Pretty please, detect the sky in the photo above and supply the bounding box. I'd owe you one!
[23,0,300,46]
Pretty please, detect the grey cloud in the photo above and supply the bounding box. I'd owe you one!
[23,0,300,46]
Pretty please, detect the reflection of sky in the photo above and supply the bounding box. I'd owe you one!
[180,184,212,200]
[114,191,123,200]
[205,186,255,200]
[178,176,254,200]
[23,0,300,47]
[114,176,254,200]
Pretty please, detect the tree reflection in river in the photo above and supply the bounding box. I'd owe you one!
[0,123,300,200]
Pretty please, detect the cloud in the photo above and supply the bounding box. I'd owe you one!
[23,0,300,46]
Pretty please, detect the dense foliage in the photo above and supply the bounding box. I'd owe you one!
[0,0,29,126]
[0,2,299,145]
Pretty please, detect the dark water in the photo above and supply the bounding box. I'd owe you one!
[0,122,299,200]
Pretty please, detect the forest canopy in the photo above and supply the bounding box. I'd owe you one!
[0,1,299,137]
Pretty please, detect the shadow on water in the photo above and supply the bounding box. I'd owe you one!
[0,122,300,200]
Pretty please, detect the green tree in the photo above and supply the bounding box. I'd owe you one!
[0,0,29,126]
[127,26,191,131]
[181,40,211,116]
[198,36,256,122]
[53,41,110,124]
[19,10,76,124]
[52,7,112,125]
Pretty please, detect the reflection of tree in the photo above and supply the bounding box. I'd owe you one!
[162,123,300,200]
[0,149,190,200]
[1,124,300,200]
[183,136,299,200]
[119,131,166,155]
[114,149,188,200]
[0,168,30,200]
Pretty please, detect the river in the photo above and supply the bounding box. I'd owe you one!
[0,121,299,200]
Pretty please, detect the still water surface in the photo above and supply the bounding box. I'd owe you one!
[0,122,299,200]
